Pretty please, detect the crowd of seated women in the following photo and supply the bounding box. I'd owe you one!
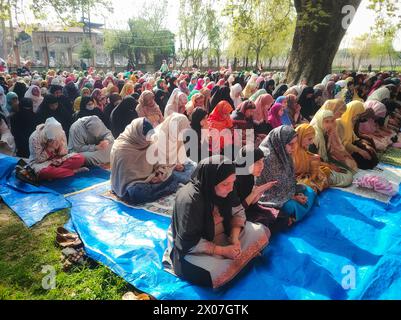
[1,67,401,289]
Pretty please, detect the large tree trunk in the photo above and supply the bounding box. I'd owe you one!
[286,0,362,85]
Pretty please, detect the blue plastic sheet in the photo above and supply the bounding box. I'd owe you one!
[68,182,401,300]
[0,154,18,183]
[0,154,110,227]
[0,172,70,227]
[41,166,110,195]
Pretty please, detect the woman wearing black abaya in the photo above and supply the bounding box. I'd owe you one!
[103,93,123,129]
[110,96,138,138]
[263,79,275,95]
[272,83,288,100]
[10,98,38,158]
[37,94,73,137]
[162,155,270,288]
[72,96,107,127]
[298,86,319,121]
[210,86,234,112]
[12,82,27,101]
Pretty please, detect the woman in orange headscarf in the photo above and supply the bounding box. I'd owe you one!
[207,100,235,156]
[293,124,330,193]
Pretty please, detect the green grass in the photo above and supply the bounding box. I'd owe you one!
[0,203,140,300]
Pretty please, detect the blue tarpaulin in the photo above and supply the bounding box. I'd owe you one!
[0,154,110,227]
[67,182,401,300]
[0,172,70,227]
[41,166,110,195]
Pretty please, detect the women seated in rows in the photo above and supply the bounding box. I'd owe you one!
[110,114,195,205]
[163,155,270,288]
[68,115,114,167]
[337,101,379,170]
[135,90,164,128]
[164,88,188,118]
[257,126,316,223]
[28,117,87,181]
[235,146,291,233]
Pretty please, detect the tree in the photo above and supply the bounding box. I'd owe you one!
[370,27,399,70]
[103,0,175,68]
[79,38,94,61]
[285,0,362,86]
[348,33,373,71]
[224,0,294,69]
[178,0,208,68]
[205,5,223,68]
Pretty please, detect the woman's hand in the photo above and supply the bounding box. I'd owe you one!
[229,235,241,247]
[253,181,278,197]
[150,173,163,184]
[96,140,109,151]
[175,163,185,172]
[217,245,242,260]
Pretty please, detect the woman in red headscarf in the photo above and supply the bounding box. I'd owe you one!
[207,100,237,156]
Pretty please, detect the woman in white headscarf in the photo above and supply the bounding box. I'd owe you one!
[164,88,188,118]
[28,117,87,180]
[24,85,44,113]
[230,83,243,108]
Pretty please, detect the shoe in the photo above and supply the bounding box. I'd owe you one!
[56,227,79,240]
[56,234,82,248]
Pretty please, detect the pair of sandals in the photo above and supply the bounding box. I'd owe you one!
[56,227,86,271]
[61,247,86,271]
[56,227,82,248]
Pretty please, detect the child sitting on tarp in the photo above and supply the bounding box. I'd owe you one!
[68,115,114,167]
[28,117,87,181]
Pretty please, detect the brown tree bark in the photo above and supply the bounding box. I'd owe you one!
[285,0,362,86]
